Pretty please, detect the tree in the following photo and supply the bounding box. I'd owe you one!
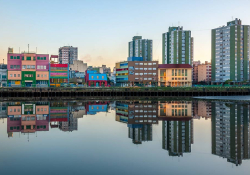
[224,79,232,85]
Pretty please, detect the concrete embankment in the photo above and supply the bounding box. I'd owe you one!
[0,87,249,98]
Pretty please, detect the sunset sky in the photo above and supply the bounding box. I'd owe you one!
[1,0,250,68]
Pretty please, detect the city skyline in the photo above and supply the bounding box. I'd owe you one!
[1,0,250,68]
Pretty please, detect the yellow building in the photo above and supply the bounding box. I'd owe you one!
[158,101,192,120]
[158,64,192,87]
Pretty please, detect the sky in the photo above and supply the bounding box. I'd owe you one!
[1,0,250,68]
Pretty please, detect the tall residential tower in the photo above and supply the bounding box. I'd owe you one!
[128,36,153,61]
[162,26,193,65]
[59,46,78,64]
[211,18,250,84]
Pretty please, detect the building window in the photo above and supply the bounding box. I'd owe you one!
[10,65,13,69]
[17,56,20,59]
[185,69,187,76]
[14,74,16,77]
[37,74,40,77]
[102,76,104,79]
[182,69,184,76]
[172,69,174,76]
[10,56,13,59]
[97,76,99,79]
[91,76,94,79]
[10,74,12,77]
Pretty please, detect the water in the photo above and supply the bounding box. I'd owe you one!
[0,100,250,175]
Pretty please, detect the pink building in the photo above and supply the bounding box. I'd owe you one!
[7,52,49,87]
[7,103,49,137]
[198,61,211,83]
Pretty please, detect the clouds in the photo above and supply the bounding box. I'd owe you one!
[81,54,104,64]
[82,54,92,62]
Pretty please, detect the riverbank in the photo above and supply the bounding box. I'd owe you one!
[0,87,250,98]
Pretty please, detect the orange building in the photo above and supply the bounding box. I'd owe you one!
[158,64,192,87]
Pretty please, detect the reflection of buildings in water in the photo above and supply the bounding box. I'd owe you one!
[211,102,250,166]
[109,101,116,111]
[116,101,158,144]
[162,120,192,157]
[116,101,158,125]
[192,101,211,120]
[116,102,128,123]
[159,101,193,156]
[71,104,86,118]
[128,124,152,144]
[158,101,192,120]
[0,102,7,119]
[7,102,49,137]
[50,102,78,132]
[198,101,211,119]
[85,101,108,115]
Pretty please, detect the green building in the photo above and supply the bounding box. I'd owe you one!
[162,26,193,65]
[128,36,153,61]
[211,102,250,165]
[162,120,192,156]
[211,18,250,84]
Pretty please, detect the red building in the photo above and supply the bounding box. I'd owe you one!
[85,70,108,87]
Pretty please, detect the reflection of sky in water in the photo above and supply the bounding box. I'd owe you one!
[0,101,249,175]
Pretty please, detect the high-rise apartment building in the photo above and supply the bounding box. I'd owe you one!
[128,36,153,61]
[59,46,78,64]
[162,26,193,65]
[211,18,250,84]
[211,102,250,165]
[162,120,192,156]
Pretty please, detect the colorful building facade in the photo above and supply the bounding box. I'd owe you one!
[116,59,158,87]
[7,53,49,87]
[85,70,108,87]
[49,64,69,87]
[7,102,49,137]
[158,64,192,87]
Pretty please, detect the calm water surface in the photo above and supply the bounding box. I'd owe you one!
[0,100,249,175]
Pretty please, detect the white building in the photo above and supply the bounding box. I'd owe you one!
[0,64,7,87]
[59,46,78,64]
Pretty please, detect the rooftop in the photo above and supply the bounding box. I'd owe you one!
[158,64,192,69]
